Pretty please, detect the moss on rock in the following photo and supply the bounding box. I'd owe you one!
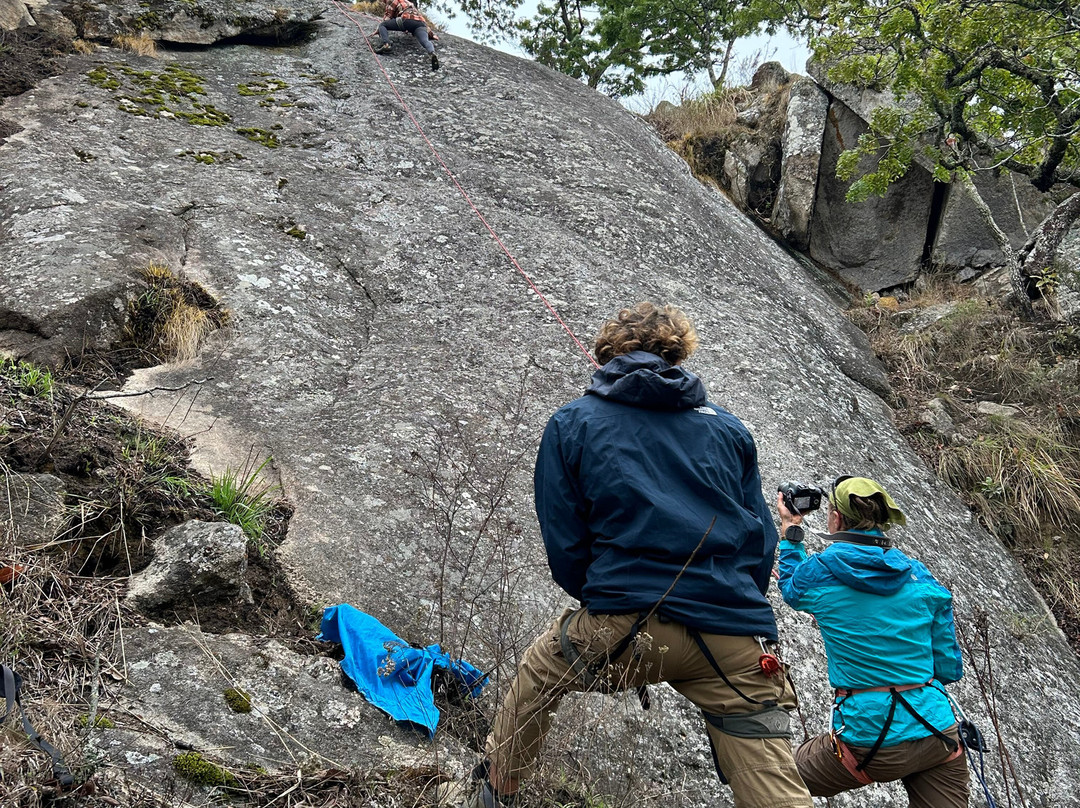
[223,686,253,713]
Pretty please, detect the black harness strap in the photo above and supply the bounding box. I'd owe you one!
[2,664,75,789]
[559,611,650,708]
[689,630,775,707]
[844,687,960,772]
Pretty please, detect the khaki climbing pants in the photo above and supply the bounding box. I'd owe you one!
[485,609,813,808]
[794,728,969,808]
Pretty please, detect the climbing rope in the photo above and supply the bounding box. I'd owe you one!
[332,1,601,370]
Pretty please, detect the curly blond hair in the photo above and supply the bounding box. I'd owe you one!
[594,303,699,366]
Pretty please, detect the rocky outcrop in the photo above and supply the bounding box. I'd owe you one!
[772,76,828,250]
[126,520,249,612]
[3,17,1080,807]
[809,98,934,290]
[68,0,328,45]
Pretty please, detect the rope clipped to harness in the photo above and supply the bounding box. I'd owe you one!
[943,690,998,808]
[2,664,75,790]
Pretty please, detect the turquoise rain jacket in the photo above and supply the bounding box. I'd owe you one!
[535,350,779,639]
[779,534,962,746]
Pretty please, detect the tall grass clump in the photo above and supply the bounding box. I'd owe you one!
[207,457,280,553]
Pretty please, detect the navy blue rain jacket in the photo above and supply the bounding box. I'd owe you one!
[534,351,780,639]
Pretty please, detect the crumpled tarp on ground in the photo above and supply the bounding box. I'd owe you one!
[317,603,487,738]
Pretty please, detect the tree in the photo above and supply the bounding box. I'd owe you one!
[443,0,790,97]
[801,0,1080,315]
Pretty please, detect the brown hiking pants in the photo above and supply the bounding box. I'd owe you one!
[484,608,813,808]
[794,728,969,808]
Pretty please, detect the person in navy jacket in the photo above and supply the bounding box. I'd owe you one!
[463,303,812,808]
[777,476,968,808]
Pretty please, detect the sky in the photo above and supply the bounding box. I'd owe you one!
[434,3,811,112]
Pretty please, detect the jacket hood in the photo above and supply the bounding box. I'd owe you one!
[587,351,706,410]
[819,542,914,595]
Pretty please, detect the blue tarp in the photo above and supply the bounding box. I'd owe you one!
[317,604,488,738]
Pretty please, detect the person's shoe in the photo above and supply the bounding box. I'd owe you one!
[431,52,440,70]
[374,42,391,54]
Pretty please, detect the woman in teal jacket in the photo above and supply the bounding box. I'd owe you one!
[777,476,969,808]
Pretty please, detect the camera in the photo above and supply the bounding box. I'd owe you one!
[778,481,825,514]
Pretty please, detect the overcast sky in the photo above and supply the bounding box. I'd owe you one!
[435,3,811,112]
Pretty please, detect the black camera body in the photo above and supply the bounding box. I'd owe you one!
[778,481,825,514]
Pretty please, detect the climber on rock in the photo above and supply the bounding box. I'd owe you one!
[462,303,813,808]
[777,476,969,808]
[371,0,440,71]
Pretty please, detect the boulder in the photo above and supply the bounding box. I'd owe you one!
[918,397,957,441]
[933,171,1058,272]
[1053,220,1080,323]
[772,76,829,250]
[977,401,1022,419]
[897,302,959,334]
[0,0,34,29]
[748,61,789,93]
[126,520,248,612]
[809,98,934,291]
[0,471,68,548]
[70,0,328,45]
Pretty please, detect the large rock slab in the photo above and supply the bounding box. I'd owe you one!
[933,171,1058,271]
[772,75,828,250]
[117,626,456,774]
[809,98,934,291]
[1,22,1078,806]
[67,0,328,45]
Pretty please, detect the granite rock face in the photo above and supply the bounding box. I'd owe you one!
[2,15,1080,806]
[933,171,1058,271]
[1,0,34,29]
[66,0,328,44]
[809,98,934,291]
[772,76,828,250]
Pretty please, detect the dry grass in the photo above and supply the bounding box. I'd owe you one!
[124,262,228,365]
[349,1,384,14]
[847,279,1080,647]
[111,33,157,57]
[72,39,98,55]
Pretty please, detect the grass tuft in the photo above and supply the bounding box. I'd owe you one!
[206,456,281,553]
[1,358,54,399]
[111,33,157,57]
[124,262,227,364]
[848,275,1080,646]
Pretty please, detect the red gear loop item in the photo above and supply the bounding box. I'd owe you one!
[756,636,783,677]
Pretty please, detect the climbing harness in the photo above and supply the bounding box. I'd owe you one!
[1,664,75,790]
[332,1,601,370]
[558,610,650,709]
[688,628,793,783]
[830,681,962,781]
